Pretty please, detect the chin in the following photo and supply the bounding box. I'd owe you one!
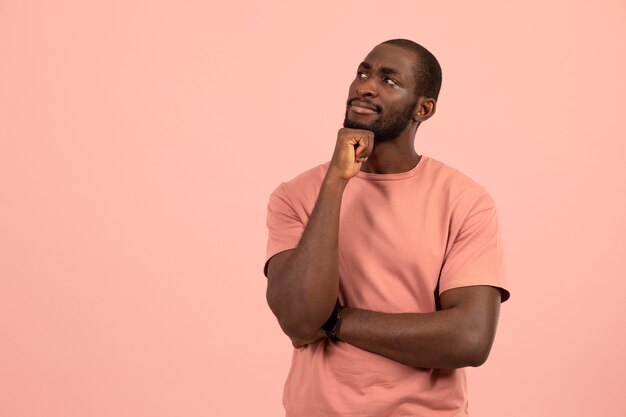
[343,117,371,131]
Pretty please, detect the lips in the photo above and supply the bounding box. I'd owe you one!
[349,100,380,115]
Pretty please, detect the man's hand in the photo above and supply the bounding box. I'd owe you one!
[290,328,327,349]
[328,128,374,182]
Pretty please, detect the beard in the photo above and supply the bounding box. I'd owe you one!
[343,98,418,143]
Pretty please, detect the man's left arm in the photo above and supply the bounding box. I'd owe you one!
[293,285,502,369]
[335,285,502,369]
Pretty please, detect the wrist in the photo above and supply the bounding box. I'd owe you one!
[323,171,349,189]
[322,302,344,341]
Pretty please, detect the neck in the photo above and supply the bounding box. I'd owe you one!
[359,139,421,174]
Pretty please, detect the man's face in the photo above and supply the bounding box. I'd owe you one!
[343,44,419,143]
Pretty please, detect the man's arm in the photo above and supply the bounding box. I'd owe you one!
[333,285,502,369]
[265,128,374,341]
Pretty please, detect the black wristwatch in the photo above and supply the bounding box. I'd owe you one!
[322,301,343,341]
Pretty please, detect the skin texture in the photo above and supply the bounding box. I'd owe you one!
[265,43,502,369]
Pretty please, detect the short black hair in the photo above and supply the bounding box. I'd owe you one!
[381,39,442,101]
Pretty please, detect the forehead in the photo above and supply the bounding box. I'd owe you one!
[360,44,417,79]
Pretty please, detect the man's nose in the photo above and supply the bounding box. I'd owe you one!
[356,78,377,97]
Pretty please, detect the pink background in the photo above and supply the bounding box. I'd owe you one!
[1,1,625,416]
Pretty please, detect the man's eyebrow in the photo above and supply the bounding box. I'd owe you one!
[358,61,403,78]
[380,67,401,77]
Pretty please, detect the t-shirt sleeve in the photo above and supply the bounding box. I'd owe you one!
[263,183,305,278]
[438,195,510,302]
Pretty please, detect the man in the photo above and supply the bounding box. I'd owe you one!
[263,39,510,417]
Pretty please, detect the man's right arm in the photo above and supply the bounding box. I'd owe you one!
[265,128,374,341]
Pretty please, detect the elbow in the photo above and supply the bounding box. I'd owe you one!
[460,329,496,368]
[270,306,328,341]
[266,289,322,340]
[466,346,491,367]
[279,319,318,341]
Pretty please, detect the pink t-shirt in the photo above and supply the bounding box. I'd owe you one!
[264,155,510,417]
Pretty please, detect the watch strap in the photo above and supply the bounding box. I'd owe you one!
[322,301,343,341]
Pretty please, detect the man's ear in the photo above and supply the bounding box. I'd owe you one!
[413,97,437,123]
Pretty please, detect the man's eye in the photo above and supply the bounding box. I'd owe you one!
[357,72,367,79]
[384,78,398,86]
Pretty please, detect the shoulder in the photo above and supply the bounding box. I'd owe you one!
[283,160,330,188]
[268,161,331,212]
[425,156,496,213]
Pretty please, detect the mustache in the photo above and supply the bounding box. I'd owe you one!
[347,99,382,113]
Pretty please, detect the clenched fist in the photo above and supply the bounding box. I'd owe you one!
[327,128,374,182]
